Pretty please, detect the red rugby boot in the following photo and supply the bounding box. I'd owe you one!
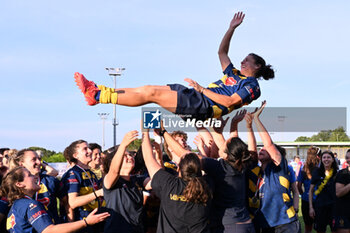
[74,72,99,106]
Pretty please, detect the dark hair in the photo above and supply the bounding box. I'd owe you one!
[225,137,253,172]
[303,146,320,179]
[274,144,286,157]
[249,53,275,80]
[133,147,147,175]
[0,166,9,184]
[102,145,141,175]
[101,145,120,174]
[88,143,102,152]
[345,149,350,159]
[63,140,87,164]
[319,151,338,176]
[0,148,10,155]
[179,153,212,204]
[0,167,26,204]
[12,148,35,167]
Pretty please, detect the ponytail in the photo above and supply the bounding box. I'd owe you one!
[179,153,212,204]
[225,137,253,172]
[182,177,211,204]
[249,53,275,80]
[11,148,34,167]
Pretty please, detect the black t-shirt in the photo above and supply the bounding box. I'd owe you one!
[335,168,350,216]
[103,175,146,233]
[201,157,250,226]
[310,168,337,207]
[151,169,211,233]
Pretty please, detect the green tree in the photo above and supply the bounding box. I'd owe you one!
[42,153,66,163]
[128,139,142,151]
[295,136,310,142]
[295,127,350,142]
[29,147,57,157]
[127,138,155,151]
[310,130,332,141]
[329,127,350,141]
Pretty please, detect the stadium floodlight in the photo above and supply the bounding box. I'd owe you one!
[105,67,125,147]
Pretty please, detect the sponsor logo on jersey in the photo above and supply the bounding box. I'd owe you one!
[6,214,16,230]
[224,76,237,86]
[29,210,47,224]
[29,203,37,210]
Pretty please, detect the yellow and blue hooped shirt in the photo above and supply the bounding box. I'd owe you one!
[205,63,260,118]
[257,156,297,228]
[246,165,261,219]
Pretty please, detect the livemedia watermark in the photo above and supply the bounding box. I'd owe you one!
[141,107,347,132]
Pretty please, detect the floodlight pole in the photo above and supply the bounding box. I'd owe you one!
[98,113,109,151]
[105,68,125,147]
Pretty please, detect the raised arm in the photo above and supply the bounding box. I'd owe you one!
[253,101,281,166]
[103,130,138,190]
[210,117,229,149]
[218,12,245,71]
[195,126,219,158]
[163,130,191,159]
[142,129,162,179]
[245,112,257,152]
[193,134,208,157]
[230,109,246,138]
[41,162,59,177]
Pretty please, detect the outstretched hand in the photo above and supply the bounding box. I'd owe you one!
[244,112,253,129]
[121,130,139,147]
[230,11,245,29]
[184,78,205,93]
[85,208,110,226]
[212,117,229,134]
[251,100,266,120]
[231,109,247,125]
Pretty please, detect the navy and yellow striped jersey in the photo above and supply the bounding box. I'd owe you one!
[258,157,297,228]
[246,165,261,219]
[7,197,53,233]
[64,165,100,220]
[36,173,64,224]
[205,63,260,118]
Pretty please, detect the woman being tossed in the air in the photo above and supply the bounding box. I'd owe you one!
[75,12,274,120]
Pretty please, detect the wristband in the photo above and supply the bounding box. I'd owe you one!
[93,190,98,199]
[83,217,89,226]
[159,129,167,137]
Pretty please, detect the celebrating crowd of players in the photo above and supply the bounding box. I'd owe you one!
[0,103,350,233]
